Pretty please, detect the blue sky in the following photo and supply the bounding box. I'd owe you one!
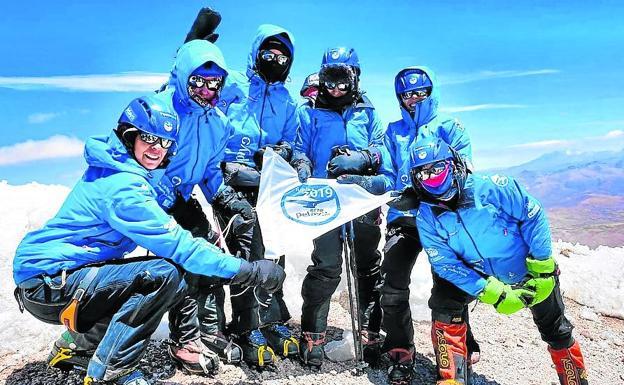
[1,0,623,186]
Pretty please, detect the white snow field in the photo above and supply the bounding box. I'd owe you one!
[1,180,623,361]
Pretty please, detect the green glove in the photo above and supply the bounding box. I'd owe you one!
[478,277,536,315]
[526,256,556,277]
[523,277,556,306]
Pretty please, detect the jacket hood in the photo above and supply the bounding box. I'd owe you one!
[246,24,295,82]
[395,66,439,128]
[84,132,158,179]
[171,40,229,112]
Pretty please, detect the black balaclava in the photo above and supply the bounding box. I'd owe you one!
[256,37,292,83]
[316,64,359,111]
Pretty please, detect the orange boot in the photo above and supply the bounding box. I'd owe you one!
[431,320,470,385]
[548,340,588,385]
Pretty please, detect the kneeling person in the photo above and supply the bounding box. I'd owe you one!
[400,137,589,385]
[12,94,285,385]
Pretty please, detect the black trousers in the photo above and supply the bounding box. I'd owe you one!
[301,212,383,333]
[429,274,574,350]
[215,188,290,334]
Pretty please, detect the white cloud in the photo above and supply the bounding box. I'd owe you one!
[509,139,571,149]
[27,112,63,124]
[440,104,527,113]
[603,130,624,139]
[440,69,560,85]
[0,135,84,166]
[0,72,168,92]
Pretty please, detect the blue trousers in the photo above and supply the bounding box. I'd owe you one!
[17,257,187,381]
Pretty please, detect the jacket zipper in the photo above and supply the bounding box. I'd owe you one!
[258,85,268,148]
[456,211,497,276]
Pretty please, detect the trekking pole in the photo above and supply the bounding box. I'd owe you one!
[342,221,365,373]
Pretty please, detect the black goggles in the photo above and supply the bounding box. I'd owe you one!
[188,75,223,91]
[139,133,173,149]
[400,88,431,101]
[412,160,448,182]
[323,81,351,92]
[259,50,290,66]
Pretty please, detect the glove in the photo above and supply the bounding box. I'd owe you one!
[184,7,222,43]
[291,156,312,183]
[222,162,261,188]
[522,277,555,306]
[253,141,293,170]
[388,187,421,211]
[212,186,256,235]
[327,146,381,177]
[336,174,387,195]
[478,276,536,315]
[230,260,286,293]
[526,256,557,278]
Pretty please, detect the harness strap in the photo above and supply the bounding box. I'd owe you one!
[59,267,99,332]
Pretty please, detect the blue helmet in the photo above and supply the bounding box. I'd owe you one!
[395,68,432,95]
[321,47,360,74]
[117,94,179,154]
[408,137,466,202]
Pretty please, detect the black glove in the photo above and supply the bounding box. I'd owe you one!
[222,162,261,188]
[212,186,256,235]
[291,152,313,183]
[253,141,293,170]
[336,174,387,195]
[327,146,381,177]
[184,7,222,43]
[388,187,421,211]
[230,260,286,293]
[168,194,218,243]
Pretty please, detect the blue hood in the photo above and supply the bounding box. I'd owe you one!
[246,24,295,80]
[395,66,439,128]
[170,40,229,112]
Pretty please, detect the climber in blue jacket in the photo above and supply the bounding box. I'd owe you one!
[13,94,285,385]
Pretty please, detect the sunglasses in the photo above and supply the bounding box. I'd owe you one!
[139,133,173,149]
[188,75,223,91]
[400,88,431,101]
[259,50,290,66]
[413,160,448,182]
[323,82,351,92]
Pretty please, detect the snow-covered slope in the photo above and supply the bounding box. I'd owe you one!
[1,181,622,362]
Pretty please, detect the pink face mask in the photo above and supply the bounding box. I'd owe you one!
[420,162,450,188]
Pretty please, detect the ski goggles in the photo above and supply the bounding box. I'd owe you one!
[412,160,450,186]
[323,81,351,92]
[139,133,173,149]
[400,88,431,101]
[187,75,223,91]
[259,50,290,66]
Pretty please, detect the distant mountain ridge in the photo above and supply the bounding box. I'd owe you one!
[485,148,624,247]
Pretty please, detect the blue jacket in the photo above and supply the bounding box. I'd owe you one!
[295,96,393,188]
[385,66,472,225]
[13,132,242,285]
[416,174,552,297]
[155,40,232,209]
[218,24,298,166]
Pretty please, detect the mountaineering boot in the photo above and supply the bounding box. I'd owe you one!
[83,369,148,385]
[299,331,326,368]
[238,329,275,367]
[201,332,242,364]
[361,330,384,366]
[431,320,470,385]
[263,323,299,358]
[384,347,415,385]
[167,338,219,375]
[548,340,589,385]
[48,330,93,371]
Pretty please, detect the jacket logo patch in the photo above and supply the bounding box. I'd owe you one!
[490,175,509,187]
[527,200,541,218]
[425,247,439,257]
[281,185,340,226]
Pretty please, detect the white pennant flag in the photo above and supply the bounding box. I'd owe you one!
[257,149,394,260]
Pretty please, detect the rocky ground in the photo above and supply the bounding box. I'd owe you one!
[2,293,622,385]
